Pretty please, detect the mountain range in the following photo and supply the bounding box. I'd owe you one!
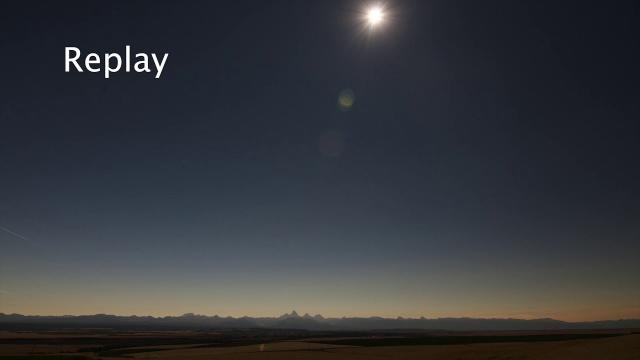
[1,311,639,331]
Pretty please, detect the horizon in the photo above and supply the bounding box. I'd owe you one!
[3,310,638,323]
[1,1,639,326]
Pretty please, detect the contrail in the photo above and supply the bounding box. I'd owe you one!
[0,225,31,242]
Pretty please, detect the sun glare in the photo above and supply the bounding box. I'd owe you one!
[366,6,385,27]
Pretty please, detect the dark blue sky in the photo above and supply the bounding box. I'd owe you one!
[1,1,639,320]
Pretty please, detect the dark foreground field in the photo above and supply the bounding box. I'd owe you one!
[1,329,638,360]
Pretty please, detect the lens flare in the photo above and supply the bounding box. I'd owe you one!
[366,6,385,27]
[338,89,355,111]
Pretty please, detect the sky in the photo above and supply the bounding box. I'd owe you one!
[0,1,639,322]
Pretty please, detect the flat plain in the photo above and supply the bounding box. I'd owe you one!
[0,330,638,360]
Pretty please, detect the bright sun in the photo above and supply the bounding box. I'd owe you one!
[366,6,385,27]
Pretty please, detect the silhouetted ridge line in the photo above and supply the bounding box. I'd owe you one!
[1,312,639,331]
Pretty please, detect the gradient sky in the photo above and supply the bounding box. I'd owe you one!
[1,1,639,322]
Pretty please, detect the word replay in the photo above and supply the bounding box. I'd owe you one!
[65,46,169,79]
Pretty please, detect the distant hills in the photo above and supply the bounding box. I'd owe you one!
[1,311,638,331]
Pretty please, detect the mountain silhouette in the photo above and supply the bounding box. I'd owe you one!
[1,313,639,331]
